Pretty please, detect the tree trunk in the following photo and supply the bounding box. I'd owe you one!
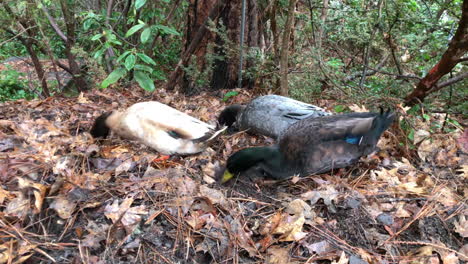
[164,0,224,92]
[404,0,468,106]
[165,0,259,93]
[60,0,89,92]
[279,0,298,96]
[210,1,241,90]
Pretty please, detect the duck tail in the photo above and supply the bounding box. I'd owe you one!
[192,126,227,143]
[217,104,245,129]
[376,108,395,135]
[90,112,113,138]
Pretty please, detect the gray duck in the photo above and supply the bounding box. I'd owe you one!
[218,95,330,139]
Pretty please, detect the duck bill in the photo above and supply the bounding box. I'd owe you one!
[221,170,234,183]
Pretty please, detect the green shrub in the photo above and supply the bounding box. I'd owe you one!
[0,67,36,102]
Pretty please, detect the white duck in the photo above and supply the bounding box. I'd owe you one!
[90,101,225,155]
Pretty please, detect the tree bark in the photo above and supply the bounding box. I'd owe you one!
[164,0,225,92]
[60,0,89,92]
[279,0,298,96]
[210,1,241,91]
[404,0,468,106]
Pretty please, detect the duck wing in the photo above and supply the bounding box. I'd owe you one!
[241,95,330,139]
[279,111,394,173]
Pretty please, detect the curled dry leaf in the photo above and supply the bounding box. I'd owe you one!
[0,240,36,264]
[17,177,47,214]
[271,199,312,242]
[50,196,77,219]
[5,192,29,218]
[266,246,299,264]
[228,218,258,257]
[301,186,339,212]
[199,185,229,208]
[115,158,135,176]
[104,197,147,231]
[454,215,468,238]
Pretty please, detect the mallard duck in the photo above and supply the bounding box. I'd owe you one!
[218,95,330,139]
[220,109,394,183]
[90,101,226,155]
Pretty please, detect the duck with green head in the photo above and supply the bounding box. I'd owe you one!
[220,109,395,183]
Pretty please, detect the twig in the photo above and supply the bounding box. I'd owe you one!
[0,26,37,47]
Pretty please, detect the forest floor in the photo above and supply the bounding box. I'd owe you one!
[0,87,466,264]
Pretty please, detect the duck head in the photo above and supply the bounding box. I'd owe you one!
[218,146,291,183]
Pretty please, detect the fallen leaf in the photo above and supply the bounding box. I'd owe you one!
[50,196,77,219]
[266,245,298,264]
[454,215,468,237]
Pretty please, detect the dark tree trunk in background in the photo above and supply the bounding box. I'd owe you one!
[245,0,260,89]
[60,0,89,92]
[404,0,468,106]
[210,1,241,90]
[181,0,219,93]
[209,0,261,90]
[166,0,260,93]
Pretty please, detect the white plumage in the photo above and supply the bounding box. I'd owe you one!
[91,101,225,155]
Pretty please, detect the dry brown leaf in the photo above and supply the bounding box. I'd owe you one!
[121,204,147,228]
[5,192,29,218]
[0,240,36,264]
[454,215,468,237]
[348,104,368,112]
[397,182,427,195]
[0,187,10,205]
[49,196,77,219]
[302,240,334,255]
[114,159,135,176]
[104,197,133,223]
[332,251,349,264]
[77,92,92,104]
[266,246,298,264]
[17,177,47,213]
[199,185,229,208]
[440,252,459,264]
[301,186,339,210]
[271,199,311,242]
[229,218,258,257]
[414,129,430,144]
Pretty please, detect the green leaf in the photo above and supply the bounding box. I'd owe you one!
[124,54,136,71]
[334,105,346,113]
[134,64,154,73]
[155,25,180,36]
[125,24,145,38]
[423,114,430,122]
[135,0,147,10]
[408,128,415,142]
[83,19,94,31]
[101,68,127,89]
[137,53,156,65]
[91,33,103,41]
[141,27,152,43]
[134,71,155,91]
[222,91,239,102]
[93,48,106,59]
[116,51,132,63]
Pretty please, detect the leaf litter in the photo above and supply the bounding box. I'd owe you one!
[0,88,466,263]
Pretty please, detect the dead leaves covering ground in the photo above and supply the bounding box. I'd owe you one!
[0,89,466,263]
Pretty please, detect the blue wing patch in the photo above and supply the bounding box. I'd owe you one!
[345,136,362,144]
